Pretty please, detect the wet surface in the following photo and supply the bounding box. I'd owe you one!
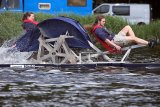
[0,47,160,107]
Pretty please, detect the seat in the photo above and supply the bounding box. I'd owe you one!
[93,34,119,54]
[91,25,119,54]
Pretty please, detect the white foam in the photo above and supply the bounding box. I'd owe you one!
[0,47,33,64]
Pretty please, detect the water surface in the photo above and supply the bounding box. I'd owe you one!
[0,47,160,107]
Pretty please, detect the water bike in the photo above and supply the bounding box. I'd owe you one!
[2,16,160,69]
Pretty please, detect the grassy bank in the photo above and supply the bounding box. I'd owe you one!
[0,12,159,44]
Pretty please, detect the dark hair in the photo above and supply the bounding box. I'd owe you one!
[93,15,105,25]
[22,12,34,21]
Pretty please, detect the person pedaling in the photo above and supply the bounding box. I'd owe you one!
[91,15,157,53]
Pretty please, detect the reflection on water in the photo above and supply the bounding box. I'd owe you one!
[0,47,159,106]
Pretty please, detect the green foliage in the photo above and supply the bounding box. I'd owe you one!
[132,21,160,39]
[104,16,128,33]
[0,12,160,44]
[0,12,22,42]
[35,13,53,22]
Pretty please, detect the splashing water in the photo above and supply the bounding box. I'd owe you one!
[0,40,33,64]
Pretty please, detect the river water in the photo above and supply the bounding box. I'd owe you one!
[0,47,160,107]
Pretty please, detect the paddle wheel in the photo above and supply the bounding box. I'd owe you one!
[37,32,77,64]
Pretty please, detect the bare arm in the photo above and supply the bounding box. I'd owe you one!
[105,39,121,51]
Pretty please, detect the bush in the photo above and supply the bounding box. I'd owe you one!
[0,12,22,43]
[0,12,159,44]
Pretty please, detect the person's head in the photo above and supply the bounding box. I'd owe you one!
[94,15,106,27]
[22,12,35,21]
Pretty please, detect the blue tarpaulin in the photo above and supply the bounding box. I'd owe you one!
[15,16,91,52]
[38,16,91,48]
[15,28,40,52]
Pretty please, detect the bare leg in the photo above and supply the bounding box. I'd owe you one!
[119,25,136,38]
[126,36,148,45]
[119,25,149,45]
